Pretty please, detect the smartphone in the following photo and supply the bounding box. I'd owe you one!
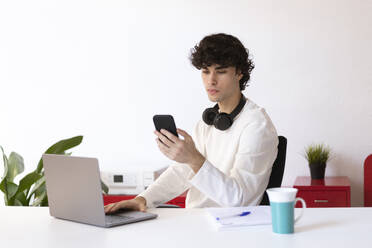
[153,115,179,137]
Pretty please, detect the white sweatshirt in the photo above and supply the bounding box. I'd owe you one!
[138,97,278,208]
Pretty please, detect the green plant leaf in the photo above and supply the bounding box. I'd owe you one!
[32,190,46,206]
[1,136,83,207]
[40,194,48,206]
[0,178,9,204]
[14,199,23,206]
[4,182,18,204]
[0,146,9,178]
[14,191,27,206]
[15,171,42,202]
[27,176,45,202]
[303,143,331,164]
[101,180,109,194]
[7,152,24,182]
[27,179,46,206]
[0,146,9,199]
[35,136,83,173]
[34,180,46,199]
[0,180,7,195]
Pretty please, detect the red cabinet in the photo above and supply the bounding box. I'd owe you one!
[293,176,350,208]
[103,192,187,208]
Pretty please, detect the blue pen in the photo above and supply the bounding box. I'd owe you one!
[216,211,251,220]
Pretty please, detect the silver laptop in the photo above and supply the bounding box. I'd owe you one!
[43,154,157,227]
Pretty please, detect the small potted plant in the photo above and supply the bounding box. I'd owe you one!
[303,144,331,180]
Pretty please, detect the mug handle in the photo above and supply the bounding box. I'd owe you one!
[294,197,306,223]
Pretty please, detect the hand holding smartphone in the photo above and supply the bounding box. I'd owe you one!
[153,115,178,138]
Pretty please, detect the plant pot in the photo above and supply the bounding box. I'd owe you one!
[309,162,326,179]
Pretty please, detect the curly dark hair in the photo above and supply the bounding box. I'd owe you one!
[189,33,255,91]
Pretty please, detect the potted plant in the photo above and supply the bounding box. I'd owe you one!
[303,144,331,180]
[0,135,108,206]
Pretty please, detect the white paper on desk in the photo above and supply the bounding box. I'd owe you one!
[206,206,272,231]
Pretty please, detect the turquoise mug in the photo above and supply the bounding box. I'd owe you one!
[266,187,306,234]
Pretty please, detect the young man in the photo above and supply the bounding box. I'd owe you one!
[105,33,278,213]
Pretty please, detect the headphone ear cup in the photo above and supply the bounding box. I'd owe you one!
[202,108,218,125]
[213,113,233,131]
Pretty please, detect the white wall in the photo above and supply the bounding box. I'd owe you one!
[0,0,371,206]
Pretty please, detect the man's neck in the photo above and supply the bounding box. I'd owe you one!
[218,91,242,114]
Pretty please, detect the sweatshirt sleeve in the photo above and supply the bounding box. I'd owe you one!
[137,162,194,208]
[138,121,204,208]
[189,114,278,207]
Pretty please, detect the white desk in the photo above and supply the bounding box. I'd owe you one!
[1,206,372,248]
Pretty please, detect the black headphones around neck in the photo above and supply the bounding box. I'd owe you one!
[202,94,247,131]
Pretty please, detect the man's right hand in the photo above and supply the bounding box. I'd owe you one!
[104,196,147,214]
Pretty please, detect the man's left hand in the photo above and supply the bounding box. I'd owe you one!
[154,128,205,173]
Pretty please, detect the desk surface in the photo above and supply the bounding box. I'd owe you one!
[1,206,372,248]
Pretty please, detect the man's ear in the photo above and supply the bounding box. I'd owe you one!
[235,68,243,81]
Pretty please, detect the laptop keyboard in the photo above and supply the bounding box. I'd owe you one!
[105,215,134,225]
